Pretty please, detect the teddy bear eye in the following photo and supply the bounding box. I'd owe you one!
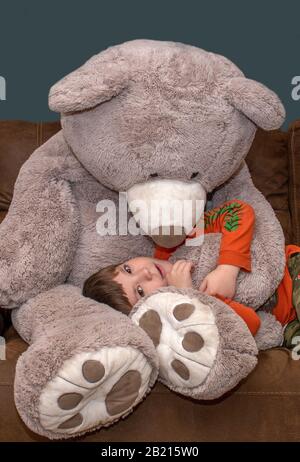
[190,172,199,179]
[124,264,131,274]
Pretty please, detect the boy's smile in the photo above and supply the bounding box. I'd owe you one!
[113,257,173,306]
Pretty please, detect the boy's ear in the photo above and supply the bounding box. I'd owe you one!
[224,77,285,130]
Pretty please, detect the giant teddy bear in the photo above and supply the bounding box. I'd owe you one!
[0,39,286,439]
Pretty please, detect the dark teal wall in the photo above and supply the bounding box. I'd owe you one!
[0,0,299,129]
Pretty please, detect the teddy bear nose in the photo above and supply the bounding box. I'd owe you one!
[151,226,186,248]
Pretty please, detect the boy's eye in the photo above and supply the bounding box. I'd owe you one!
[137,286,144,297]
[124,264,131,274]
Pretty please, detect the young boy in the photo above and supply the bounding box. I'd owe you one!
[83,199,300,347]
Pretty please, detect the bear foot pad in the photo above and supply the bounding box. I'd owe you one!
[131,292,219,389]
[39,346,152,435]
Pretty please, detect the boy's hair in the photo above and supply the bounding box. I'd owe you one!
[82,263,132,315]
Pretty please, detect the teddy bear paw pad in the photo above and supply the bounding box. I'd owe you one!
[39,346,152,434]
[131,292,219,388]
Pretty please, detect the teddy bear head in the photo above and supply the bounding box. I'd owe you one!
[48,39,285,247]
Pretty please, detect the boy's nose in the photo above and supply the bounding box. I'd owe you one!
[139,267,152,281]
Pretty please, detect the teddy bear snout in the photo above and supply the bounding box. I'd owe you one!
[126,178,206,246]
[151,226,186,248]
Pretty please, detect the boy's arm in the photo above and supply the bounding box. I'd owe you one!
[202,199,255,272]
[194,199,255,299]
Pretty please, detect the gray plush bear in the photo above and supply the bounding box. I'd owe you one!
[0,39,285,439]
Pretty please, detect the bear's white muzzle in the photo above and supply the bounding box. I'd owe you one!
[127,179,207,248]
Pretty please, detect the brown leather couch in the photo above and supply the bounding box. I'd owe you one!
[0,120,300,442]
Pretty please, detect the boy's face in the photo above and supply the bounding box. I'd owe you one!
[113,257,173,306]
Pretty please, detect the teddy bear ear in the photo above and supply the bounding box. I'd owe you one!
[49,54,129,113]
[224,77,286,130]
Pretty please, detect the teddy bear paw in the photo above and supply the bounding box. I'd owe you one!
[130,291,219,389]
[38,346,152,435]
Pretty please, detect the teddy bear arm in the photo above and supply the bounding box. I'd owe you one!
[254,311,284,350]
[0,133,80,308]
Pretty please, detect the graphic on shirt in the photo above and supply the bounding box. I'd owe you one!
[154,199,254,272]
[204,201,242,232]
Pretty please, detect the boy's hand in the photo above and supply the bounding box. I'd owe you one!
[199,264,239,299]
[166,260,194,289]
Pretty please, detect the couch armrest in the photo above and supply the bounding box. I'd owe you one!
[288,121,300,246]
[0,211,6,225]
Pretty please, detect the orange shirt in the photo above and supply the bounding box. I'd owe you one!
[154,199,255,272]
[153,199,300,336]
[154,199,261,335]
[219,246,300,333]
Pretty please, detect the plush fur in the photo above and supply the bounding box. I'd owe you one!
[0,39,286,439]
[130,285,259,400]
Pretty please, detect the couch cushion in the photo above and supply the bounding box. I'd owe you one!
[245,127,293,245]
[288,120,300,246]
[1,327,300,442]
[0,121,61,211]
[0,328,47,442]
[0,121,299,440]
